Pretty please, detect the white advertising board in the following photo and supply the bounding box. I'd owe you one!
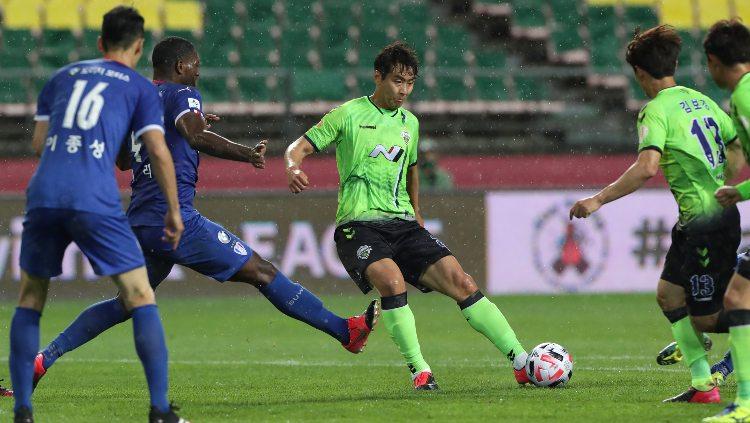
[486,190,750,294]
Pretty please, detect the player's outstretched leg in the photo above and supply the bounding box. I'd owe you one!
[365,259,435,390]
[704,273,750,422]
[230,253,378,353]
[711,350,734,386]
[420,256,529,384]
[114,267,188,422]
[10,271,49,423]
[34,297,130,387]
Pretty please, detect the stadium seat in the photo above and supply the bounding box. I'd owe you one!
[587,6,621,70]
[293,69,347,101]
[198,75,230,103]
[281,27,316,68]
[78,30,101,60]
[548,0,584,52]
[235,26,273,67]
[164,1,203,32]
[237,75,273,101]
[623,6,657,34]
[511,0,546,27]
[0,29,37,67]
[44,0,84,31]
[3,0,43,30]
[40,30,78,68]
[437,75,470,100]
[515,75,549,100]
[475,76,510,101]
[0,77,29,102]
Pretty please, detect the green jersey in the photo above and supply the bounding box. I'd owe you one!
[305,96,419,225]
[730,72,750,163]
[637,86,738,224]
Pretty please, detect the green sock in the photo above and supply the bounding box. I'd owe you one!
[671,317,712,390]
[461,297,526,368]
[381,304,430,374]
[730,324,750,407]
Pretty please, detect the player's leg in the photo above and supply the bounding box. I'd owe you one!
[705,261,750,421]
[230,254,350,341]
[365,258,435,389]
[418,255,529,382]
[10,271,50,419]
[36,254,173,379]
[11,208,69,419]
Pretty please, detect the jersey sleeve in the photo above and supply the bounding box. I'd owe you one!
[304,105,346,151]
[170,87,204,126]
[637,104,667,153]
[132,82,165,139]
[34,77,55,121]
[718,107,738,145]
[732,96,750,142]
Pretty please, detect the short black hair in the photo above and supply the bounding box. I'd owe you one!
[101,6,145,51]
[152,36,197,72]
[374,41,419,78]
[704,19,750,66]
[625,25,681,79]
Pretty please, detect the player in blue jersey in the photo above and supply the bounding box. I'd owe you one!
[10,7,188,423]
[28,36,379,390]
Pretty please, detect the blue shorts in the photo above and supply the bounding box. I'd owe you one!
[131,215,253,288]
[20,208,145,278]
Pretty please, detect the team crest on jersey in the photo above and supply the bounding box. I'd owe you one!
[217,231,230,244]
[401,130,411,144]
[233,242,248,256]
[357,245,372,260]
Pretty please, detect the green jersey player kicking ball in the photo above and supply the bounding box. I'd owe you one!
[284,41,529,390]
[570,25,744,409]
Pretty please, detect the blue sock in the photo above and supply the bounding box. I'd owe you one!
[131,304,170,413]
[41,298,129,369]
[259,272,350,344]
[10,307,40,413]
[723,349,734,373]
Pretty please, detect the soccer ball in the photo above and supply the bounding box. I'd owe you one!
[526,342,574,387]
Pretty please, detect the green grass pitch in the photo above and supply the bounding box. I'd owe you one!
[0,293,734,421]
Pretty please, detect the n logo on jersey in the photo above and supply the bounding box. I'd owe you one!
[369,144,404,162]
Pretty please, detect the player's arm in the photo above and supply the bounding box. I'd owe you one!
[570,149,661,219]
[284,136,315,193]
[724,138,744,182]
[30,121,49,157]
[406,164,424,227]
[717,139,749,206]
[176,112,266,168]
[140,129,184,249]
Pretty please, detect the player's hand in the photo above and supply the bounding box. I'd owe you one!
[162,210,184,250]
[415,212,425,227]
[287,166,309,194]
[569,197,602,220]
[250,140,267,169]
[204,113,220,129]
[715,185,742,207]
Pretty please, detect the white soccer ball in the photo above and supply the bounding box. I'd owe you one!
[526,342,574,387]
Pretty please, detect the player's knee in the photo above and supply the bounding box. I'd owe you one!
[238,255,277,288]
[121,284,155,308]
[451,272,477,298]
[656,291,682,311]
[724,290,743,311]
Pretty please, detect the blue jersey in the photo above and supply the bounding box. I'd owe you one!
[127,81,203,226]
[26,59,164,216]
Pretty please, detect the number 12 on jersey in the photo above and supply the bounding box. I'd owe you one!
[690,117,726,169]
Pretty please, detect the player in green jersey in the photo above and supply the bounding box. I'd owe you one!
[284,41,530,390]
[695,19,750,423]
[570,25,743,405]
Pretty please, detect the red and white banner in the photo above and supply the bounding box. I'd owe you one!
[486,190,750,294]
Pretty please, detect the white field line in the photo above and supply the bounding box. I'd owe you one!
[0,356,684,372]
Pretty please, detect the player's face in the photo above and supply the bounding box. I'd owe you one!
[177,52,201,87]
[376,65,416,109]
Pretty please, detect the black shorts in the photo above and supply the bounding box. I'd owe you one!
[334,219,453,294]
[661,206,740,316]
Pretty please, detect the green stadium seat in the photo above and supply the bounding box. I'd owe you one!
[285,0,317,27]
[436,25,471,67]
[515,75,549,100]
[628,75,648,101]
[292,69,347,100]
[436,76,470,100]
[397,2,430,27]
[511,0,546,27]
[40,30,78,68]
[475,76,510,101]
[236,27,273,67]
[0,77,29,102]
[588,7,621,70]
[678,30,701,69]
[237,75,273,101]
[475,49,507,69]
[320,44,348,68]
[0,29,37,67]
[281,28,314,68]
[198,75,230,102]
[549,0,583,52]
[78,30,100,60]
[623,6,658,34]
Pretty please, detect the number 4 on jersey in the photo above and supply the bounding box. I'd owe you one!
[690,117,726,168]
